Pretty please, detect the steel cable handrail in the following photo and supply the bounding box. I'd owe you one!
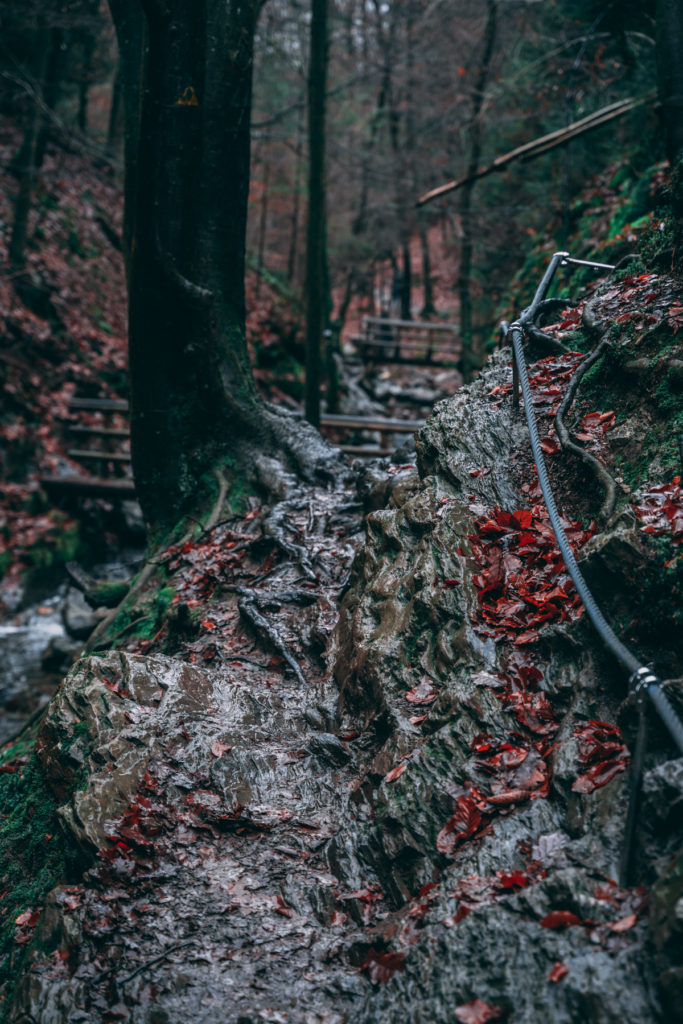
[506,252,683,756]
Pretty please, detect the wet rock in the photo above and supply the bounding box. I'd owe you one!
[307,732,351,766]
[121,499,146,539]
[651,846,683,1021]
[334,350,667,1022]
[61,587,105,640]
[40,635,79,674]
[642,756,683,833]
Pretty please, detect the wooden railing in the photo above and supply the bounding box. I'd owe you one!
[353,316,461,366]
[39,400,426,498]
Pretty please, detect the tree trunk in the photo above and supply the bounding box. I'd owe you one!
[400,240,411,320]
[458,0,496,382]
[255,156,270,300]
[286,111,304,282]
[35,27,63,170]
[419,218,435,318]
[77,34,96,135]
[304,0,328,428]
[656,0,683,260]
[107,62,124,155]
[108,0,336,532]
[9,29,50,275]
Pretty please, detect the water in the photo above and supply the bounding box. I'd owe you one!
[0,591,71,746]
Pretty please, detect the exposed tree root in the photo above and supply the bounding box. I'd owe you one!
[523,320,569,355]
[83,476,231,655]
[263,499,318,581]
[554,338,619,522]
[237,591,307,686]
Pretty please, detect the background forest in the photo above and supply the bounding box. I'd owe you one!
[1,2,682,1023]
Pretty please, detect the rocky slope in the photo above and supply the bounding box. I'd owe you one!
[1,258,682,1022]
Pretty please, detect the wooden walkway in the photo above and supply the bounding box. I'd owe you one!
[353,316,460,366]
[39,400,426,499]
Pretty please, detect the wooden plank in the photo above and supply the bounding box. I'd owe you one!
[40,475,136,498]
[321,414,424,432]
[354,345,460,367]
[67,448,132,463]
[338,445,386,456]
[67,397,130,412]
[68,425,131,438]
[362,316,458,333]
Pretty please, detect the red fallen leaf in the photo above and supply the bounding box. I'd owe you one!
[470,469,482,477]
[103,678,132,699]
[454,998,505,1023]
[496,871,531,890]
[571,759,628,793]
[338,730,359,741]
[361,948,406,984]
[485,788,533,807]
[405,680,438,705]
[201,619,217,630]
[274,894,294,917]
[15,910,40,928]
[608,913,637,932]
[450,903,473,924]
[339,887,384,904]
[211,740,232,758]
[436,796,485,856]
[384,764,407,783]
[441,578,460,587]
[540,910,581,929]
[409,714,428,725]
[59,888,83,912]
[548,961,569,983]
[540,438,560,455]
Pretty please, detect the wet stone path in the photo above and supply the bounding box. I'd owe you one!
[11,479,382,1023]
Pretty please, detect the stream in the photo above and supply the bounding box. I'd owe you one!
[0,553,143,747]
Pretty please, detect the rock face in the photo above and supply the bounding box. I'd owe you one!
[6,350,682,1024]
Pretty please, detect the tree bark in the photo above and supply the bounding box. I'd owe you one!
[108,0,336,532]
[9,28,50,275]
[106,62,124,155]
[457,0,496,382]
[286,111,304,282]
[35,27,63,170]
[419,218,434,318]
[304,0,328,428]
[656,0,683,260]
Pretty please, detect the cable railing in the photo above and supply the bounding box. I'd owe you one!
[502,251,683,883]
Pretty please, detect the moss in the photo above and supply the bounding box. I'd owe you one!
[0,753,80,1009]
[87,580,130,608]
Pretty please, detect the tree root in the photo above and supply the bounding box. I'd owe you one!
[82,474,230,656]
[237,592,307,686]
[554,339,620,523]
[523,321,569,355]
[263,499,318,581]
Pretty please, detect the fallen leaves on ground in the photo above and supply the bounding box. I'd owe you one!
[360,947,406,984]
[405,679,439,705]
[548,961,569,983]
[454,998,506,1023]
[468,504,593,644]
[633,479,683,544]
[436,795,488,856]
[571,720,630,794]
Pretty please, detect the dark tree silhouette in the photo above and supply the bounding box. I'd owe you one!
[656,0,683,259]
[304,0,329,428]
[108,0,336,532]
